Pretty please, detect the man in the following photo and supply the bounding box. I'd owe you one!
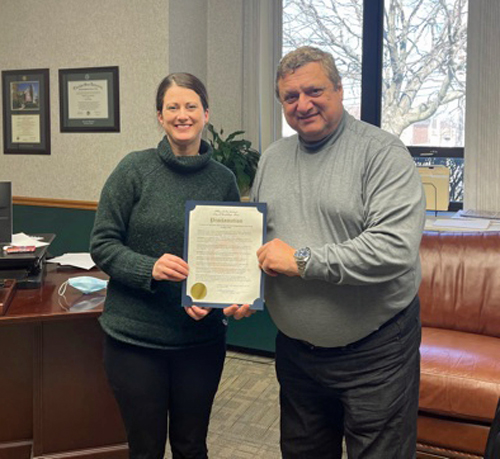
[252,46,426,459]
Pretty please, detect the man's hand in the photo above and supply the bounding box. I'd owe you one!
[184,305,212,320]
[257,238,299,277]
[223,304,256,320]
[152,254,189,281]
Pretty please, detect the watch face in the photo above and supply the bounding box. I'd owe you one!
[295,247,310,260]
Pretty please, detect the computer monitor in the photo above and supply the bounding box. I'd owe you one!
[0,181,12,244]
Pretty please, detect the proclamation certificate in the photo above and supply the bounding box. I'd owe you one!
[182,201,267,310]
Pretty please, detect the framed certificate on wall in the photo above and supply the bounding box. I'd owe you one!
[59,66,120,133]
[2,68,51,155]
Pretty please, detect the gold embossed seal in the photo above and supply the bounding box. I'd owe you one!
[190,282,207,300]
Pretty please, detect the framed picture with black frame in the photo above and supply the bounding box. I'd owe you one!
[59,66,120,133]
[2,68,51,155]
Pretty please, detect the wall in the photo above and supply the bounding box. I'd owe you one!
[0,0,251,203]
[13,205,96,256]
[0,0,169,202]
[206,0,244,136]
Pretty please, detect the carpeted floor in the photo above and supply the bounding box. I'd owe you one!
[204,350,281,458]
[165,350,347,458]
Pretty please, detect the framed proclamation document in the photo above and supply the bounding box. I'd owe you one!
[2,69,50,155]
[59,66,120,132]
[182,201,267,310]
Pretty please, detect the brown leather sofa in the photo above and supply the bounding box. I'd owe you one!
[417,231,500,458]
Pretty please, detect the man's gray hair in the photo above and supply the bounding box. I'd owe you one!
[275,46,342,99]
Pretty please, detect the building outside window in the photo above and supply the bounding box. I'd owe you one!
[282,0,467,207]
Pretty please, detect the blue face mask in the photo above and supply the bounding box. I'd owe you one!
[58,276,108,296]
[66,295,106,312]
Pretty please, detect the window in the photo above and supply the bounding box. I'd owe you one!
[282,0,363,137]
[282,1,363,117]
[282,0,467,208]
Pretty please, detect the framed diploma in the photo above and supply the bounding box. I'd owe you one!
[59,66,120,132]
[182,201,267,310]
[2,69,51,155]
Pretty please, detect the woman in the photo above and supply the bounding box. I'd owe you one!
[90,73,252,459]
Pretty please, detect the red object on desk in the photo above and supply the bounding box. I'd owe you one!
[3,245,37,254]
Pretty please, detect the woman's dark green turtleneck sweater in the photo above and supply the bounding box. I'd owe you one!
[90,137,240,349]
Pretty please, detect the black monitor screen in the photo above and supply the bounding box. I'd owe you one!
[0,181,12,244]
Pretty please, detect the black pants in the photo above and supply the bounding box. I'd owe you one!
[276,296,421,459]
[103,335,226,459]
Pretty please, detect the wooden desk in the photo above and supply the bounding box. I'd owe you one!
[0,265,127,459]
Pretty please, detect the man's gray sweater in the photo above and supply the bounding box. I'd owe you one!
[251,111,426,347]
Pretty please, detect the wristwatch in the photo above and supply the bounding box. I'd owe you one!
[294,247,311,276]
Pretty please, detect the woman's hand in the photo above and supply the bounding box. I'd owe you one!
[184,305,212,321]
[223,304,256,320]
[152,254,189,281]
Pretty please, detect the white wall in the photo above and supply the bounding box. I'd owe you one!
[0,0,251,203]
[0,0,169,202]
[206,0,244,135]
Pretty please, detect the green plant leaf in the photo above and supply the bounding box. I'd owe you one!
[226,131,245,142]
[207,124,260,194]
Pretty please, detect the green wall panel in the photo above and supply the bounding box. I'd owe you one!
[227,307,277,353]
[12,205,278,352]
[13,205,96,257]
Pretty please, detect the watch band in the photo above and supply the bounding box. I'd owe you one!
[294,247,311,275]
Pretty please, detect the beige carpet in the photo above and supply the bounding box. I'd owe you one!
[206,351,281,458]
[165,350,347,458]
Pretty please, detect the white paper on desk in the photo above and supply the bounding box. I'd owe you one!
[47,253,96,270]
[432,218,490,230]
[11,232,50,247]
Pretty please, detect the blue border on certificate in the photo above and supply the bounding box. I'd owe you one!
[182,200,267,310]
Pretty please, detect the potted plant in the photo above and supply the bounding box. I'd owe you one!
[207,123,260,196]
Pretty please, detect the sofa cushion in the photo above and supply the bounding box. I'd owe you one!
[420,327,500,423]
[419,232,500,338]
[417,414,489,458]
